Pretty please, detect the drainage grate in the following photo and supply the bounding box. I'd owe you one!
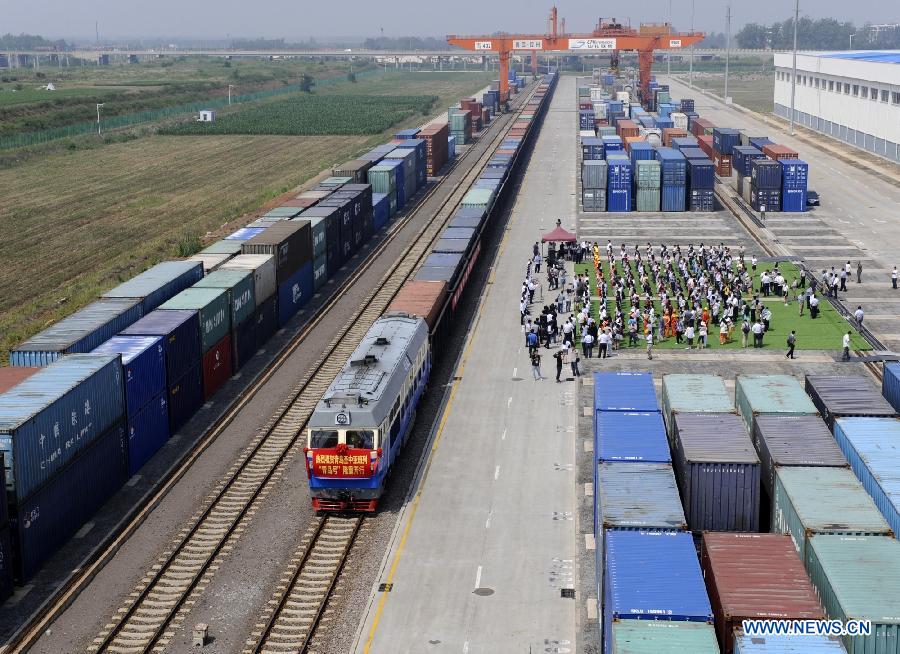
[378,583,393,592]
[560,588,575,599]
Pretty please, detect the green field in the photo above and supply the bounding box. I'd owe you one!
[574,260,868,351]
[671,73,775,113]
[160,94,438,136]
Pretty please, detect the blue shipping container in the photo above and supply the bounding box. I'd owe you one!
[0,353,124,503]
[606,156,633,188]
[671,137,699,150]
[751,159,782,190]
[126,392,169,475]
[732,146,765,177]
[661,185,687,212]
[225,227,265,241]
[594,372,659,413]
[603,531,713,654]
[689,189,716,212]
[167,364,202,434]
[10,299,143,366]
[680,147,708,161]
[9,420,127,581]
[607,187,632,212]
[92,335,166,418]
[277,262,314,327]
[629,142,655,164]
[101,261,203,315]
[595,411,671,463]
[119,309,201,387]
[372,193,390,231]
[656,148,687,186]
[884,363,900,415]
[733,633,846,653]
[781,159,809,189]
[749,137,773,150]
[0,528,12,603]
[687,160,715,190]
[582,137,605,161]
[712,128,742,155]
[595,462,686,537]
[781,188,808,212]
[833,417,900,537]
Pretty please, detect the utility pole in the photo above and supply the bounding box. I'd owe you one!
[849,33,855,50]
[228,84,234,105]
[689,0,695,88]
[789,0,799,135]
[724,4,731,103]
[96,103,105,135]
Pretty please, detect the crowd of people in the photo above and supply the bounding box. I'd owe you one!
[522,239,870,378]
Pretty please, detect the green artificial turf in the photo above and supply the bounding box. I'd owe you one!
[570,259,869,351]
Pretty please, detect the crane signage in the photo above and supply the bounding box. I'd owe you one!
[475,41,493,50]
[669,39,683,48]
[568,38,617,50]
[513,39,543,50]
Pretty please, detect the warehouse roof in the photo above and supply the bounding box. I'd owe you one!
[821,51,900,64]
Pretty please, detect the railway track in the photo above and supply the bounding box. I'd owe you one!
[79,85,540,654]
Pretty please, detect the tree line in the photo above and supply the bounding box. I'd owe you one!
[736,18,900,50]
[0,33,69,50]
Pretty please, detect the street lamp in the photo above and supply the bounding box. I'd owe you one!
[789,0,799,136]
[689,0,695,88]
[96,103,105,135]
[849,33,856,50]
[227,84,234,105]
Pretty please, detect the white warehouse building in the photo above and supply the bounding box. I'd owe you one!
[773,51,900,162]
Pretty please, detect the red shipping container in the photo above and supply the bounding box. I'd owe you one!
[698,134,715,158]
[701,533,825,653]
[280,197,319,209]
[0,366,40,394]
[202,333,233,401]
[662,128,688,147]
[691,117,715,137]
[579,101,593,110]
[714,153,733,177]
[616,119,640,139]
[762,144,799,160]
[386,280,448,329]
[481,108,490,126]
[509,128,527,138]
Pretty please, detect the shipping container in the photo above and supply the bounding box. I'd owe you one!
[0,353,124,503]
[593,372,658,413]
[609,621,719,654]
[241,221,312,284]
[805,376,895,429]
[312,254,327,293]
[277,262,314,327]
[461,188,494,209]
[159,287,230,354]
[9,420,127,581]
[805,535,900,654]
[752,415,848,497]
[750,186,781,212]
[656,148,687,186]
[773,466,892,565]
[372,193,390,231]
[762,144,799,161]
[689,189,716,212]
[712,128,742,155]
[687,159,715,189]
[10,299,143,366]
[201,240,244,257]
[735,375,818,435]
[701,533,825,653]
[661,185,686,212]
[220,254,277,305]
[671,413,760,531]
[661,374,733,436]
[167,364,203,434]
[225,227,265,241]
[0,367,41,395]
[634,188,660,212]
[582,160,608,189]
[733,633,846,653]
[126,392,169,475]
[0,452,6,526]
[386,281,447,330]
[582,189,607,212]
[101,261,203,315]
[732,146,765,178]
[92,335,165,417]
[603,530,713,654]
[634,160,661,188]
[594,411,670,463]
[332,159,373,184]
[201,334,232,401]
[884,363,900,414]
[750,159,782,190]
[595,462,686,537]
[0,527,12,603]
[194,269,256,327]
[833,417,900,537]
[188,252,233,274]
[120,309,201,388]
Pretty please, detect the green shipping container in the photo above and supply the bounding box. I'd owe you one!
[735,375,818,435]
[160,287,231,353]
[773,467,892,566]
[598,126,617,137]
[201,240,243,256]
[461,188,494,208]
[635,188,661,212]
[194,269,256,327]
[634,160,662,189]
[367,166,396,195]
[661,374,734,436]
[806,535,900,654]
[610,621,719,653]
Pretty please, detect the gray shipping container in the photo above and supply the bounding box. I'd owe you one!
[752,415,848,497]
[101,261,203,315]
[220,254,277,304]
[581,160,608,189]
[582,189,606,212]
[241,221,313,284]
[805,375,896,429]
[672,413,760,532]
[661,374,734,436]
[159,287,231,353]
[735,375,819,435]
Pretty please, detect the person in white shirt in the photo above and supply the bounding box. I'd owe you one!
[842,331,851,361]
[684,324,695,349]
[646,332,653,360]
[752,320,764,348]
[854,306,864,325]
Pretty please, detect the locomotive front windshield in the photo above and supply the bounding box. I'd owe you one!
[310,429,339,448]
[346,430,375,449]
[308,429,377,449]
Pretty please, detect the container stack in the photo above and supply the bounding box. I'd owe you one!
[581,160,607,212]
[606,154,633,212]
[193,268,257,371]
[418,123,449,176]
[686,156,715,211]
[581,137,604,161]
[633,159,661,212]
[749,159,783,212]
[780,158,809,212]
[711,127,739,177]
[656,147,687,212]
[579,108,595,131]
[448,108,472,145]
[731,146,765,203]
[1,355,128,581]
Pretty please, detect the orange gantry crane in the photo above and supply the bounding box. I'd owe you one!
[447,7,704,103]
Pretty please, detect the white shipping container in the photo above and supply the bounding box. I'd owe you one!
[188,252,233,274]
[671,112,688,131]
[616,91,630,103]
[580,129,596,138]
[220,254,277,304]
[594,102,609,119]
[590,88,606,102]
[639,128,663,148]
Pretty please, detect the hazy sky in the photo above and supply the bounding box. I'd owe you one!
[10,0,900,40]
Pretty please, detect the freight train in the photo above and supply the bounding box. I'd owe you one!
[303,72,559,512]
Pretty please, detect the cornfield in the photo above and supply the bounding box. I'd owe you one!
[160,94,438,136]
